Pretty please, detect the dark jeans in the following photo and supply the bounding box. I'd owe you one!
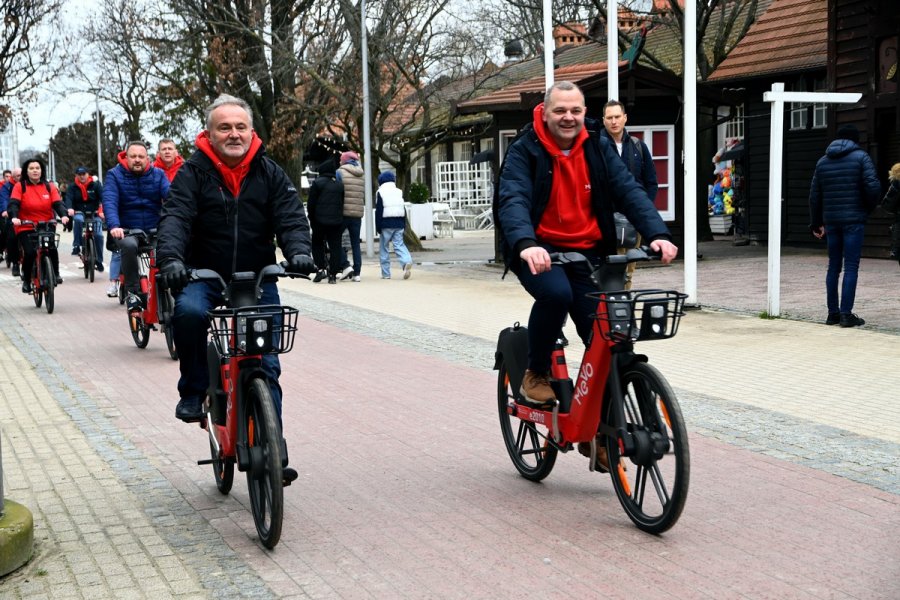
[73,213,104,263]
[515,248,600,373]
[172,280,284,420]
[339,217,362,275]
[116,235,142,293]
[824,222,864,314]
[311,222,344,275]
[17,232,59,282]
[4,219,17,264]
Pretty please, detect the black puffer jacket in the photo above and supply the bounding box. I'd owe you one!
[809,139,880,228]
[156,146,311,279]
[307,160,344,227]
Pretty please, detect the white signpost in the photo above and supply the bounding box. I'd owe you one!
[762,83,861,316]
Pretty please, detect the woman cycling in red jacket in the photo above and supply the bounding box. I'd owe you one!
[8,158,69,293]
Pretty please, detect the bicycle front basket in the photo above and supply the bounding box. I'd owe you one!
[590,289,687,342]
[207,304,299,357]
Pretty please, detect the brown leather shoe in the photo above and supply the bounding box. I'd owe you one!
[519,369,556,408]
[577,442,621,473]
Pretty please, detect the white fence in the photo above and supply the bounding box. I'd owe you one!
[435,161,493,229]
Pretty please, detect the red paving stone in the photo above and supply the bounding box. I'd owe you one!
[2,266,899,598]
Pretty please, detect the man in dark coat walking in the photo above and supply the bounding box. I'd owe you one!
[809,124,880,327]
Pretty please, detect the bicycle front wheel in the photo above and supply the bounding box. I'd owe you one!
[42,255,54,314]
[497,360,557,481]
[244,377,284,549]
[606,362,689,534]
[85,239,95,282]
[128,310,150,348]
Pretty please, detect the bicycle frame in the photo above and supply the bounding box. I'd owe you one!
[21,221,57,291]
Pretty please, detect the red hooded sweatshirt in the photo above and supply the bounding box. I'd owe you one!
[194,131,263,199]
[153,154,184,182]
[532,103,601,249]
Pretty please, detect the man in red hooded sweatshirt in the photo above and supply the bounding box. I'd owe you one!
[155,94,314,485]
[496,81,678,470]
[153,139,184,183]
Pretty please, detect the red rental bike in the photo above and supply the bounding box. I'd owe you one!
[121,228,178,360]
[190,262,311,549]
[77,211,101,283]
[495,247,690,534]
[19,220,60,314]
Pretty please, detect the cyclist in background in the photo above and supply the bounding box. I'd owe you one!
[8,158,69,293]
[156,94,313,486]
[153,138,184,183]
[103,140,170,313]
[65,166,105,272]
[1,168,22,276]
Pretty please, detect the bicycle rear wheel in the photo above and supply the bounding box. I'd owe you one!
[42,255,54,314]
[244,377,284,549]
[606,362,689,534]
[497,360,557,481]
[128,310,150,348]
[208,432,234,494]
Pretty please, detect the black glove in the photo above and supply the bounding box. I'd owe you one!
[288,254,316,274]
[160,259,189,291]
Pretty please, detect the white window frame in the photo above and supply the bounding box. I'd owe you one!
[498,130,518,164]
[812,77,828,129]
[790,80,808,130]
[627,125,676,222]
[453,140,473,162]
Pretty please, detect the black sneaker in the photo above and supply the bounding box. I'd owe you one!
[175,396,204,422]
[283,467,298,487]
[328,275,337,284]
[12,264,20,277]
[825,313,840,325]
[126,292,144,313]
[71,247,80,256]
[312,269,326,283]
[839,313,865,328]
[55,275,63,285]
[95,261,104,273]
[21,281,31,294]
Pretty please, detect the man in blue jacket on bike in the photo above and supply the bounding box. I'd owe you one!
[103,141,170,312]
[156,95,313,485]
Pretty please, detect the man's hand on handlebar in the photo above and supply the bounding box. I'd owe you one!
[649,239,678,264]
[520,246,552,275]
[110,227,125,239]
[160,259,189,291]
[288,254,316,275]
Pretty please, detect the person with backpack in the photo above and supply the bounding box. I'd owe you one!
[307,157,345,284]
[600,99,658,289]
[8,158,69,293]
[496,81,676,468]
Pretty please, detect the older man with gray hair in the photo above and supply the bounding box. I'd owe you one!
[156,94,313,485]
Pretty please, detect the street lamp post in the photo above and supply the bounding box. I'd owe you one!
[48,124,55,182]
[93,90,103,182]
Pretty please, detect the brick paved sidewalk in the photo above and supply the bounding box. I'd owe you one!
[0,242,898,599]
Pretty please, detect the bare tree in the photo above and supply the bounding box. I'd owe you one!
[0,0,65,130]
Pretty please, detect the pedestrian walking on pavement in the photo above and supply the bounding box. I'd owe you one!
[375,171,412,280]
[336,151,365,282]
[881,162,900,267]
[307,157,345,284]
[808,124,881,328]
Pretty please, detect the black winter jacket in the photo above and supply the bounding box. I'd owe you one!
[599,128,658,201]
[307,162,345,227]
[809,139,880,229]
[64,180,103,214]
[156,146,311,280]
[495,117,670,271]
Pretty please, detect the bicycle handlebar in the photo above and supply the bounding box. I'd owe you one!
[549,245,662,266]
[188,262,312,308]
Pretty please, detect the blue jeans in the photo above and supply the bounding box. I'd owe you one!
[108,251,121,281]
[516,251,599,373]
[73,213,104,264]
[379,228,411,278]
[340,217,362,275]
[172,280,284,419]
[824,223,864,314]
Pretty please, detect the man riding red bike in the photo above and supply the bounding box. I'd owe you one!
[495,81,677,469]
[156,93,313,485]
